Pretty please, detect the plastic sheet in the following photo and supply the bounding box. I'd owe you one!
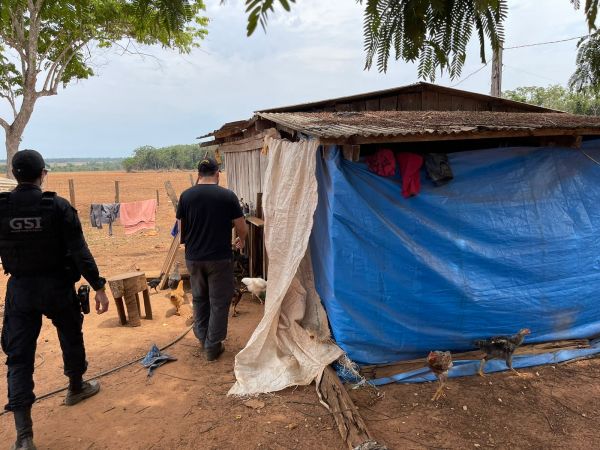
[310,142,600,366]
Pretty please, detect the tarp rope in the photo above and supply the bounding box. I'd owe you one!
[0,325,193,417]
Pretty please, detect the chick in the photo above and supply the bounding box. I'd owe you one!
[475,328,531,376]
[427,351,453,401]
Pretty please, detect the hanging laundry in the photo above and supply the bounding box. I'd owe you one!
[90,204,102,229]
[90,203,120,236]
[424,153,454,186]
[365,148,396,177]
[120,199,157,235]
[396,153,424,198]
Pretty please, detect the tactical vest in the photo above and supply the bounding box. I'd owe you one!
[0,191,66,275]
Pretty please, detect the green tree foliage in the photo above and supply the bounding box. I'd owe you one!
[122,144,214,172]
[503,85,600,116]
[0,1,208,177]
[241,0,600,84]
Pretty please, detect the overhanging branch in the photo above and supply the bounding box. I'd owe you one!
[0,117,9,132]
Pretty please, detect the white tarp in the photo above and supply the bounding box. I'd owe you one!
[229,137,343,396]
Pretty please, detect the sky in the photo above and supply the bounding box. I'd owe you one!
[0,0,592,158]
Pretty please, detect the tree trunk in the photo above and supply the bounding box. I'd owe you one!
[5,129,21,179]
[4,96,36,179]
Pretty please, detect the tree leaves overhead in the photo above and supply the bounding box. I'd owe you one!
[239,0,600,86]
[571,0,599,30]
[570,31,600,92]
[243,0,296,36]
[362,0,507,80]
[240,0,507,80]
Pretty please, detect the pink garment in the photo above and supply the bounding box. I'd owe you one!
[366,148,396,177]
[119,199,157,235]
[396,153,424,198]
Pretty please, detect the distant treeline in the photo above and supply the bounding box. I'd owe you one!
[122,144,216,172]
[0,158,124,173]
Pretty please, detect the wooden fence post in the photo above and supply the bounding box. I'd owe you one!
[68,179,76,207]
[114,180,120,203]
[189,173,195,187]
[156,189,160,206]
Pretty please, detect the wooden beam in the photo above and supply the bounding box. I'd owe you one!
[539,134,583,148]
[219,129,280,153]
[159,232,181,290]
[317,366,386,450]
[341,145,361,162]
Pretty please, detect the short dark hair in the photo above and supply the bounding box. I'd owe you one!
[197,157,219,176]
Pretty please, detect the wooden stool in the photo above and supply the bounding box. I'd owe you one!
[107,272,153,327]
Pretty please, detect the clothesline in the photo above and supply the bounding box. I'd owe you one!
[90,199,157,236]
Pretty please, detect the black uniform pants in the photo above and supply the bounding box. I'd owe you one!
[186,259,234,351]
[1,275,87,411]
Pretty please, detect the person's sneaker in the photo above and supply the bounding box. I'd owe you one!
[64,380,101,406]
[205,342,225,361]
[10,436,37,450]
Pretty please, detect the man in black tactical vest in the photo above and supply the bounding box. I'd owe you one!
[0,150,110,450]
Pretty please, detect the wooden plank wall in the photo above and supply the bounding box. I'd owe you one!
[323,87,533,113]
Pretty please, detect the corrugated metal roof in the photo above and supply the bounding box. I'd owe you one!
[257,111,600,140]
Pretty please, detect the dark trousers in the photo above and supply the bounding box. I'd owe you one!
[186,259,234,350]
[1,276,87,411]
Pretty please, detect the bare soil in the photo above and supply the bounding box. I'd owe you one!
[1,171,599,450]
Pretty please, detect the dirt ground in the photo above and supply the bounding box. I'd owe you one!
[1,171,600,449]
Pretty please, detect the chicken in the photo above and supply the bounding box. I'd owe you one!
[147,277,161,292]
[169,279,186,315]
[427,351,453,401]
[231,287,245,317]
[168,262,181,290]
[475,328,531,377]
[241,277,267,303]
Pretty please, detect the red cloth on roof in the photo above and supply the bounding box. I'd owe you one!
[366,148,396,177]
[119,199,157,235]
[396,153,423,198]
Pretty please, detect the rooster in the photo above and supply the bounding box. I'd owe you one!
[147,277,161,292]
[427,351,453,401]
[241,277,267,303]
[169,279,186,315]
[475,328,531,377]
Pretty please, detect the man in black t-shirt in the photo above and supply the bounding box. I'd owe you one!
[176,158,248,361]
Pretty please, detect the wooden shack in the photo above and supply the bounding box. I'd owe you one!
[199,82,600,279]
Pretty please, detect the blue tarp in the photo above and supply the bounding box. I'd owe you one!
[310,141,600,368]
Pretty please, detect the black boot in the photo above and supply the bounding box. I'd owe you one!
[10,407,36,450]
[64,380,100,406]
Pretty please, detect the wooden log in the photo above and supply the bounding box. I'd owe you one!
[156,189,160,206]
[114,180,120,203]
[68,179,76,207]
[317,366,384,450]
